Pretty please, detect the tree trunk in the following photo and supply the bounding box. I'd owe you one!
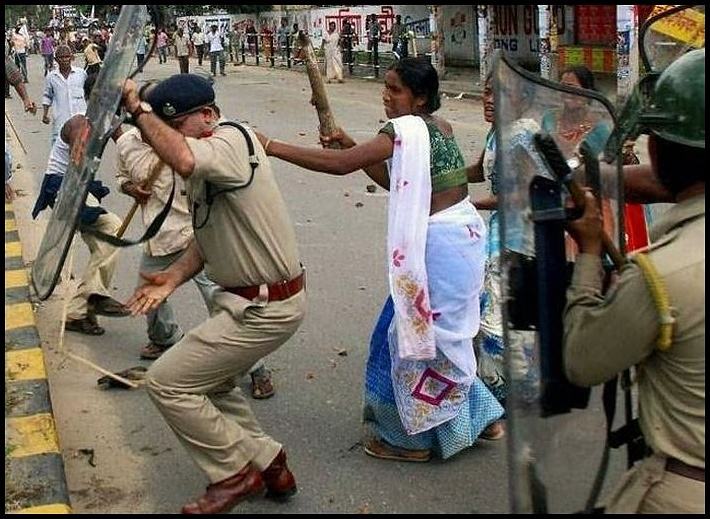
[296,31,340,147]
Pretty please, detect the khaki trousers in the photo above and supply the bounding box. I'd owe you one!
[146,289,306,483]
[66,212,122,320]
[605,453,705,514]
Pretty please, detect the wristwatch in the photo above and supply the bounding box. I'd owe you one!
[130,100,153,118]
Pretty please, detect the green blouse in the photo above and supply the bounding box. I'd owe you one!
[379,119,468,193]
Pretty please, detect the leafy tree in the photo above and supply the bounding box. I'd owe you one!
[4,5,53,29]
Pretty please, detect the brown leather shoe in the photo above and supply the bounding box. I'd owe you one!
[262,449,297,501]
[181,463,265,514]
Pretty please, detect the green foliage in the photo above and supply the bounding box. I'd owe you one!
[4,5,52,28]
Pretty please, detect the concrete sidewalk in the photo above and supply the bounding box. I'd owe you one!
[5,124,72,514]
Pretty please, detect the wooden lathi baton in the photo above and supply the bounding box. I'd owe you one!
[116,157,164,238]
[5,111,28,155]
[297,31,340,149]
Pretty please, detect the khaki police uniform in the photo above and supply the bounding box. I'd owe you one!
[145,123,306,484]
[563,194,704,513]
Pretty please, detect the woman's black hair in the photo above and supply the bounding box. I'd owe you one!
[389,57,441,113]
[561,65,596,91]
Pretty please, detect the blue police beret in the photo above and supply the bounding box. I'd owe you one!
[145,74,215,120]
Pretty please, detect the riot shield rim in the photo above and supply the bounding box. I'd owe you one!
[639,4,703,73]
[493,50,627,513]
[30,186,88,300]
[30,5,154,301]
[492,51,618,127]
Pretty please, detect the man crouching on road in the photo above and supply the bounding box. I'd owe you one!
[120,74,306,514]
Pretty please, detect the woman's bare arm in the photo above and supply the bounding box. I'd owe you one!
[263,133,393,188]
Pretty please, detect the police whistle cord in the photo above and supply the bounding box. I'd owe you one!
[5,111,28,155]
[56,239,139,389]
[533,132,626,269]
[296,31,341,149]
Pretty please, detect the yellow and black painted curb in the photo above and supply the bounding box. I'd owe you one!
[5,202,72,514]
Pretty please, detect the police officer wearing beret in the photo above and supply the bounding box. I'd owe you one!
[121,74,306,514]
[564,49,705,513]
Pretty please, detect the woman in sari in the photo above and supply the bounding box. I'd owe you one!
[256,57,503,461]
[546,65,650,252]
[322,21,343,83]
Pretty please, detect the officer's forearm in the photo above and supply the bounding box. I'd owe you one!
[598,162,673,204]
[132,112,195,177]
[167,239,205,286]
[622,164,674,204]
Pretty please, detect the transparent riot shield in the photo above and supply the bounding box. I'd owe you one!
[606,5,705,159]
[641,5,705,73]
[493,52,623,513]
[31,5,150,300]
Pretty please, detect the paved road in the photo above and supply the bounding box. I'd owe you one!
[7,53,625,514]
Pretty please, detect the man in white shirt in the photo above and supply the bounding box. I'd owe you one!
[115,125,217,358]
[174,27,190,74]
[191,27,205,66]
[33,73,128,335]
[205,24,226,77]
[12,26,28,82]
[41,45,87,145]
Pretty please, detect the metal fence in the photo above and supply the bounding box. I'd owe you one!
[220,31,432,79]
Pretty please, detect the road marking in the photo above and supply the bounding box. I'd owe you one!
[5,240,22,258]
[6,303,35,330]
[6,414,60,457]
[10,504,71,514]
[6,348,46,381]
[6,218,17,232]
[5,269,28,289]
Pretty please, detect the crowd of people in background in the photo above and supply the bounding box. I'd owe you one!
[6,12,416,87]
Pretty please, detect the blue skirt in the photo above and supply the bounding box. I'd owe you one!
[363,297,504,459]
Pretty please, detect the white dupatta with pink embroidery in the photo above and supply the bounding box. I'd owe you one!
[387,115,436,361]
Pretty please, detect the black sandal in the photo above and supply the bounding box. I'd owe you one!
[65,316,105,336]
[251,367,275,399]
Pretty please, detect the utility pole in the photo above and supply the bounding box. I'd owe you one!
[616,5,639,107]
[428,5,445,79]
[549,6,559,80]
[477,5,495,86]
[538,5,551,80]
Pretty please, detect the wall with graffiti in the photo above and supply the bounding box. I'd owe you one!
[441,5,478,66]
[176,14,254,37]
[257,6,433,56]
[177,6,586,69]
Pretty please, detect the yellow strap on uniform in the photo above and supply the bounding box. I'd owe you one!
[632,253,675,351]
